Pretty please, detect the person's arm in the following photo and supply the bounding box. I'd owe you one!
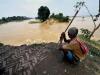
[64,38,70,43]
[63,36,67,42]
[59,32,69,50]
[59,32,70,44]
[59,32,65,50]
[64,37,71,43]
[59,32,71,51]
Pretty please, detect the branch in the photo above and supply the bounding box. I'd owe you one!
[95,23,100,30]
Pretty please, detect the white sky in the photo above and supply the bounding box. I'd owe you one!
[0,0,99,18]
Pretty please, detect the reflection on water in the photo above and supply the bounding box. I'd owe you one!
[0,17,100,46]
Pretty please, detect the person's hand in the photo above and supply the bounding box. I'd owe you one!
[61,32,66,38]
[60,32,66,41]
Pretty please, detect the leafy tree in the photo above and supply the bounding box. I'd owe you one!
[57,13,63,19]
[38,6,50,22]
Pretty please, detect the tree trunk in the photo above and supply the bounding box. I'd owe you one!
[89,23,100,39]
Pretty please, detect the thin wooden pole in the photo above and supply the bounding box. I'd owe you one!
[58,2,84,44]
[64,8,80,32]
[99,0,100,13]
[64,2,84,32]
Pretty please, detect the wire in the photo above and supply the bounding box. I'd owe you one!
[84,4,96,28]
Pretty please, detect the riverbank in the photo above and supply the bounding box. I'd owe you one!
[0,42,100,75]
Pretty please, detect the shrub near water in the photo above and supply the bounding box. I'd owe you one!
[79,28,100,57]
[80,28,91,39]
[50,13,70,22]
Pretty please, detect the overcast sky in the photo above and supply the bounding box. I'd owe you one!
[0,0,99,18]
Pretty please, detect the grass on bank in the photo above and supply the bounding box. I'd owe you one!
[79,35,100,49]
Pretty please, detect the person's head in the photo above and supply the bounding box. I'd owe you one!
[68,27,78,39]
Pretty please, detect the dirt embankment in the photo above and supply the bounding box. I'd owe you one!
[0,43,100,75]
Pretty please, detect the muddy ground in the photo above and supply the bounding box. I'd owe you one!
[0,43,100,75]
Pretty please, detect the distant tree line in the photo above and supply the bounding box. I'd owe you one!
[50,13,70,22]
[0,16,30,24]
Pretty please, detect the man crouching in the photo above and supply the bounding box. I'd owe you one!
[59,27,87,64]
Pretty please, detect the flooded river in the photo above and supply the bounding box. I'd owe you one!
[0,17,100,46]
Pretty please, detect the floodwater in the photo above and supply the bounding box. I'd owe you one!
[0,17,100,46]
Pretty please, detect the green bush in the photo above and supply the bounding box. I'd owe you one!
[50,13,69,22]
[80,28,91,39]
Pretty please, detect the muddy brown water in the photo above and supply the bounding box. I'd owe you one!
[0,17,100,46]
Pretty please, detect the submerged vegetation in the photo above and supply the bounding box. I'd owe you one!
[50,13,70,22]
[28,20,41,24]
[0,16,30,24]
